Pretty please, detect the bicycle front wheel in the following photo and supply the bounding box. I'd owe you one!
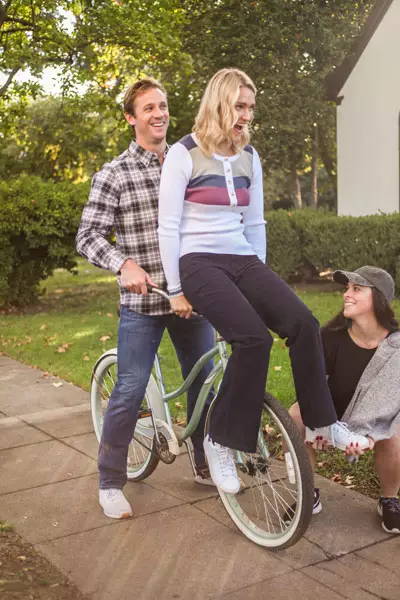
[206,392,314,549]
[90,351,159,481]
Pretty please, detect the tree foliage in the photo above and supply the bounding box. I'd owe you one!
[1,0,376,204]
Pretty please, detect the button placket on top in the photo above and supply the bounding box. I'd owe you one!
[223,158,238,207]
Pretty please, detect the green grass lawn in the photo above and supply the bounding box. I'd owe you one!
[0,259,346,401]
[1,259,397,498]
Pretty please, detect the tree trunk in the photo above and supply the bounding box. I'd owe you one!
[310,124,318,208]
[319,124,337,194]
[290,163,302,209]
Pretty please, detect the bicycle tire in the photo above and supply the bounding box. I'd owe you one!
[205,392,314,549]
[90,351,160,481]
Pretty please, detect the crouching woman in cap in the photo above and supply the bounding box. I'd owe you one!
[289,266,400,534]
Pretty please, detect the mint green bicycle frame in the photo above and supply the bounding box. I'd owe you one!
[150,335,227,445]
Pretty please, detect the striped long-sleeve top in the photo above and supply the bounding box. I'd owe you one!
[158,133,266,296]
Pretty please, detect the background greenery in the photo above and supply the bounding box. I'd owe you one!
[1,0,375,207]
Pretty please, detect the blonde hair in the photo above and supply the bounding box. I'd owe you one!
[193,68,256,156]
[123,78,166,116]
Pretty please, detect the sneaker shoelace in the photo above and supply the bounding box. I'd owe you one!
[215,443,236,477]
[106,489,120,501]
[381,497,400,513]
[331,420,351,444]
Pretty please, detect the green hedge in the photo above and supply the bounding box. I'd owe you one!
[2,178,400,308]
[267,209,400,291]
[0,176,89,307]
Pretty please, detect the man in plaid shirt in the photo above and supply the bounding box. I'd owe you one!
[76,79,215,519]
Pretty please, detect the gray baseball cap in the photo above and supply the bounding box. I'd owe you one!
[333,265,395,303]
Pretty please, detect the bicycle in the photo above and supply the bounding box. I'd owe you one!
[90,287,314,549]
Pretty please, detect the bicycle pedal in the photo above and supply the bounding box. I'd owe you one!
[155,419,180,456]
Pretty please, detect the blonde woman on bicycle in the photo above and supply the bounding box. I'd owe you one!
[158,68,369,494]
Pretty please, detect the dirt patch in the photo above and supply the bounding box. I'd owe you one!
[0,522,89,600]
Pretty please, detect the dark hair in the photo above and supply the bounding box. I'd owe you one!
[323,287,399,333]
[123,78,167,116]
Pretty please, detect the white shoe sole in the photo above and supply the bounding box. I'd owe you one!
[102,509,133,519]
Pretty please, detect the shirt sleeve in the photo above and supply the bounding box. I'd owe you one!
[75,165,127,274]
[242,148,267,263]
[158,143,192,296]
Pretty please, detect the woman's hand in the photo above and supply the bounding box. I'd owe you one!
[170,295,193,319]
[345,436,375,456]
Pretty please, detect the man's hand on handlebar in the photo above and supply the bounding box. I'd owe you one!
[170,294,193,319]
[120,259,157,295]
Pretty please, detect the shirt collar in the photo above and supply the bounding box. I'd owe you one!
[128,140,168,167]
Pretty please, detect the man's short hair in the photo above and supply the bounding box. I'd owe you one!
[123,78,167,116]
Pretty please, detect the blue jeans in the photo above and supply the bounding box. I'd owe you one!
[99,306,215,489]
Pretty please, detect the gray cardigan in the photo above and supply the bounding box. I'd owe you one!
[342,331,400,441]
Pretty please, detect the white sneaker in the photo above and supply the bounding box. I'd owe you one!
[99,488,133,519]
[203,435,240,494]
[305,421,370,452]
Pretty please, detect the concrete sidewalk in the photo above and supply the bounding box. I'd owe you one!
[0,354,399,600]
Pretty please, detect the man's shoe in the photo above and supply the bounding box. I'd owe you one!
[377,497,400,534]
[99,488,133,519]
[305,421,371,451]
[194,463,216,487]
[203,435,240,494]
[283,488,322,524]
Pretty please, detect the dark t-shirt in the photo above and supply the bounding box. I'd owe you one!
[321,328,377,419]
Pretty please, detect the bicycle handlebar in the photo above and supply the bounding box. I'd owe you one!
[147,285,170,301]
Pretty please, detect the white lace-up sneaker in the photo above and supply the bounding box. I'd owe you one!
[99,488,133,519]
[305,421,371,452]
[203,435,240,494]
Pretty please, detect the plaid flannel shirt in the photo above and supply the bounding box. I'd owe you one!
[76,141,170,315]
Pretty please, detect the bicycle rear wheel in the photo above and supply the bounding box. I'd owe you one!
[206,392,314,549]
[90,351,159,481]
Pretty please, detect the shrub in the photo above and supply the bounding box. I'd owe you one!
[0,176,89,307]
[266,210,302,279]
[297,212,400,278]
[267,209,400,292]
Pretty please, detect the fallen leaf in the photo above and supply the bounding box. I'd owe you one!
[106,313,113,318]
[56,343,70,353]
[52,382,63,388]
[263,424,275,435]
[40,324,47,330]
[273,366,282,371]
[175,402,183,409]
[99,335,111,342]
[83,355,90,361]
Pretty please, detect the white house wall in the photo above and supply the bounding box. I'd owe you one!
[337,0,400,216]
